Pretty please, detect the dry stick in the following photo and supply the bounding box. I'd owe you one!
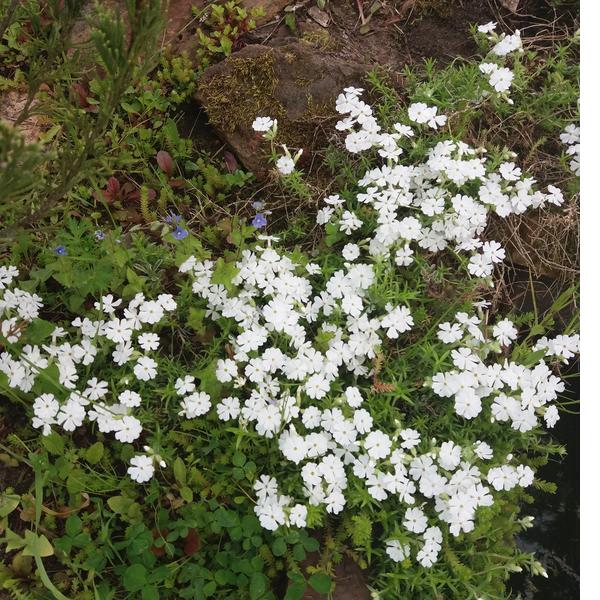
[355,0,366,26]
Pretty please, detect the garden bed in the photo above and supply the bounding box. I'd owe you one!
[0,1,579,599]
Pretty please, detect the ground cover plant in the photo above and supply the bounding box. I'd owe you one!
[0,1,579,599]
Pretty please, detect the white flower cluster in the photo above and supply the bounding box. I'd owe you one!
[326,87,564,282]
[182,246,544,567]
[0,266,43,342]
[560,123,580,175]
[432,312,579,430]
[476,22,523,101]
[0,68,578,573]
[0,275,177,480]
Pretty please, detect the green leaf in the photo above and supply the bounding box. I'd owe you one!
[123,563,147,592]
[522,348,548,366]
[85,442,104,465]
[3,529,26,552]
[302,536,319,552]
[22,531,54,558]
[141,587,160,600]
[173,457,187,486]
[0,493,20,517]
[180,486,194,503]
[211,257,239,290]
[272,537,287,557]
[41,432,64,455]
[292,543,306,562]
[232,451,246,467]
[107,495,136,516]
[25,319,56,344]
[187,306,206,334]
[308,572,332,594]
[284,581,307,600]
[65,516,82,538]
[249,572,268,600]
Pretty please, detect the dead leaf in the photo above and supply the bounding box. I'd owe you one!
[307,6,330,27]
[500,0,520,12]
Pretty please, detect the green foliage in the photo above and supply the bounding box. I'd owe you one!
[0,0,165,241]
[195,0,264,67]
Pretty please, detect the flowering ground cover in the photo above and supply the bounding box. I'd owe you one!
[0,1,579,599]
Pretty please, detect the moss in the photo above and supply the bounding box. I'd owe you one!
[197,50,284,133]
[198,46,339,153]
[300,30,333,50]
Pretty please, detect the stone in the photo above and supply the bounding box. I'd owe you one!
[195,42,367,174]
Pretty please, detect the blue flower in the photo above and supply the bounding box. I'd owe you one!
[172,226,189,240]
[54,245,68,256]
[252,213,267,229]
[94,230,105,241]
[165,212,182,224]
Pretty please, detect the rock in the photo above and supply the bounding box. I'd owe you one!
[195,42,367,174]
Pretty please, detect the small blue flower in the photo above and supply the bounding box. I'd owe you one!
[252,213,267,229]
[172,226,189,240]
[54,245,67,256]
[165,212,182,224]
[94,230,105,241]
[252,200,265,211]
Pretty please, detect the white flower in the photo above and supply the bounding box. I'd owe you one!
[492,319,517,346]
[83,378,108,401]
[474,440,493,460]
[178,391,211,419]
[134,356,158,381]
[289,504,307,527]
[344,386,363,408]
[492,31,522,57]
[252,116,276,132]
[138,300,164,324]
[127,455,155,483]
[364,430,392,460]
[454,389,482,419]
[276,156,295,176]
[342,243,360,261]
[438,441,461,471]
[119,390,142,408]
[179,255,197,273]
[254,475,278,501]
[114,416,142,443]
[216,396,240,421]
[56,398,86,432]
[544,405,560,428]
[381,304,413,338]
[403,507,427,533]
[138,332,160,351]
[175,375,196,396]
[353,409,373,434]
[400,428,421,450]
[408,102,435,124]
[477,21,497,33]
[438,322,463,344]
[489,67,514,93]
[386,540,410,562]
